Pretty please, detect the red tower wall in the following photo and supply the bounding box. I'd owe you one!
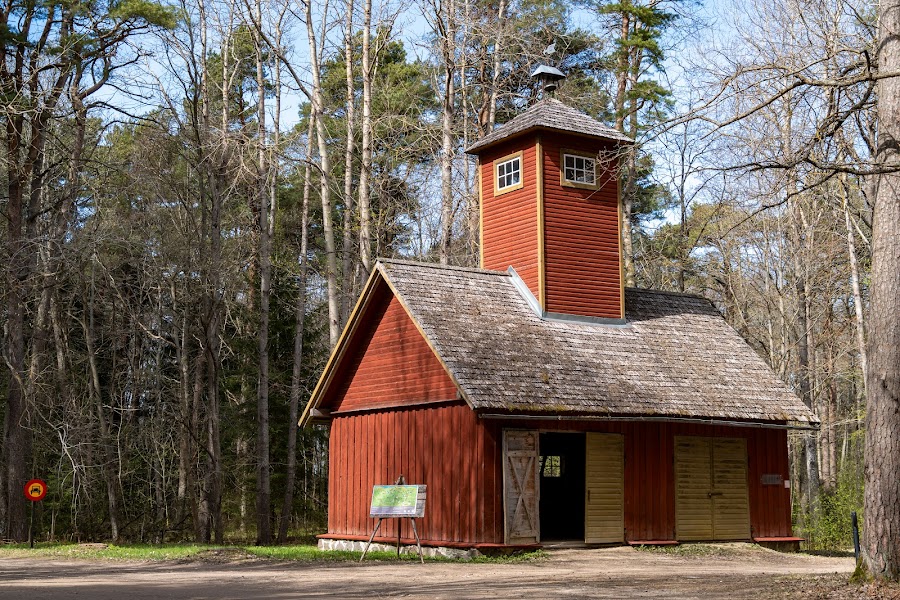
[541,134,623,319]
[479,137,540,299]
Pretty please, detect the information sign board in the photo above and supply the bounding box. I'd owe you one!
[369,485,426,518]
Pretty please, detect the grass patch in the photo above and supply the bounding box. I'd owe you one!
[471,549,547,563]
[0,542,212,561]
[0,542,547,564]
[632,543,744,557]
[243,545,424,562]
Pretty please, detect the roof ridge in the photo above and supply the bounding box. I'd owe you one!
[377,258,509,277]
[626,286,710,302]
[466,98,631,153]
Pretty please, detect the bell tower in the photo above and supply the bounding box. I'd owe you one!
[466,91,631,322]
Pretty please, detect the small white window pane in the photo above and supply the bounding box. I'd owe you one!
[563,154,595,185]
[497,156,521,190]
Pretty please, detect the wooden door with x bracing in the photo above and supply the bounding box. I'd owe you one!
[503,430,540,544]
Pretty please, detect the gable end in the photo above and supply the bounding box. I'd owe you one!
[300,268,462,425]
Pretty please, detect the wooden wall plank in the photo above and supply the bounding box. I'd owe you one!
[323,292,457,413]
[326,412,793,547]
[480,138,540,297]
[542,135,622,319]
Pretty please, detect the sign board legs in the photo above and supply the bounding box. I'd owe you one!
[359,517,425,564]
[359,518,384,562]
[409,518,424,564]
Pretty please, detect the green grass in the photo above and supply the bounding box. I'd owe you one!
[632,543,740,557]
[0,542,213,561]
[0,542,547,564]
[244,545,420,562]
[471,549,547,563]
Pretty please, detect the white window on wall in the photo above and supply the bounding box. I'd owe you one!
[495,152,523,194]
[562,152,597,188]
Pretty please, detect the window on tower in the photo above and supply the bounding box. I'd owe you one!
[494,151,524,195]
[561,150,599,189]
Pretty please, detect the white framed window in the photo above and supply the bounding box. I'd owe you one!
[561,150,598,189]
[494,151,524,195]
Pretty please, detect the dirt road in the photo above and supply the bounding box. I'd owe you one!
[0,544,855,599]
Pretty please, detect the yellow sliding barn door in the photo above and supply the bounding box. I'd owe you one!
[675,436,750,541]
[584,433,624,543]
[711,438,751,539]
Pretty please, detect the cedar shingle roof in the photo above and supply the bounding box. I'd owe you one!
[465,98,633,153]
[378,259,817,427]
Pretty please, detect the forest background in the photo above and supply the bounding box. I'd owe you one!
[0,0,881,561]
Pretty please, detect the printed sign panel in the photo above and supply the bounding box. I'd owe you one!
[369,485,426,517]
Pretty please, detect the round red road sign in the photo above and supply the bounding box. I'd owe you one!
[24,479,47,502]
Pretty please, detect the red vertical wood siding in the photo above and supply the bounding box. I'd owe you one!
[480,419,792,543]
[542,134,622,318]
[325,409,792,547]
[326,403,505,546]
[322,286,457,413]
[480,137,540,298]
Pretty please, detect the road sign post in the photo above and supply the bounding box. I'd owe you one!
[24,479,47,549]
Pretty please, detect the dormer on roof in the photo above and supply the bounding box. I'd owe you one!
[466,99,632,322]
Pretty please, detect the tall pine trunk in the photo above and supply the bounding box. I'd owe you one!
[341,1,357,323]
[863,0,900,578]
[278,113,315,544]
[306,0,341,346]
[438,0,456,265]
[358,0,373,272]
[255,4,272,544]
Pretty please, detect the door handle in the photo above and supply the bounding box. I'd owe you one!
[708,491,724,497]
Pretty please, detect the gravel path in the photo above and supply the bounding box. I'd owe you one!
[0,544,855,599]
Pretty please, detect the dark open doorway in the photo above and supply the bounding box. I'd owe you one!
[539,432,586,541]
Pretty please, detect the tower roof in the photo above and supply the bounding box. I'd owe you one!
[466,98,632,154]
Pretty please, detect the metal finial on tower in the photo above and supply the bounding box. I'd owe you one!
[531,64,566,98]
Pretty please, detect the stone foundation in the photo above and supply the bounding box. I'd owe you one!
[317,538,481,560]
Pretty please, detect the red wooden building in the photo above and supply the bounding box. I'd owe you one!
[300,98,817,551]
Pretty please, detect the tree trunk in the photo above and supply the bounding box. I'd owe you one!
[84,261,121,542]
[438,0,456,265]
[614,11,636,286]
[278,113,315,544]
[341,2,357,324]
[863,0,900,578]
[793,212,820,514]
[255,8,272,545]
[840,175,868,397]
[358,0,373,272]
[306,0,341,346]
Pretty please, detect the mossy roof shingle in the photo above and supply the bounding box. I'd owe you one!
[465,98,632,153]
[378,259,817,426]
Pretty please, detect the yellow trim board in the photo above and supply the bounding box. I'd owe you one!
[478,159,485,268]
[617,163,625,319]
[536,135,546,310]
